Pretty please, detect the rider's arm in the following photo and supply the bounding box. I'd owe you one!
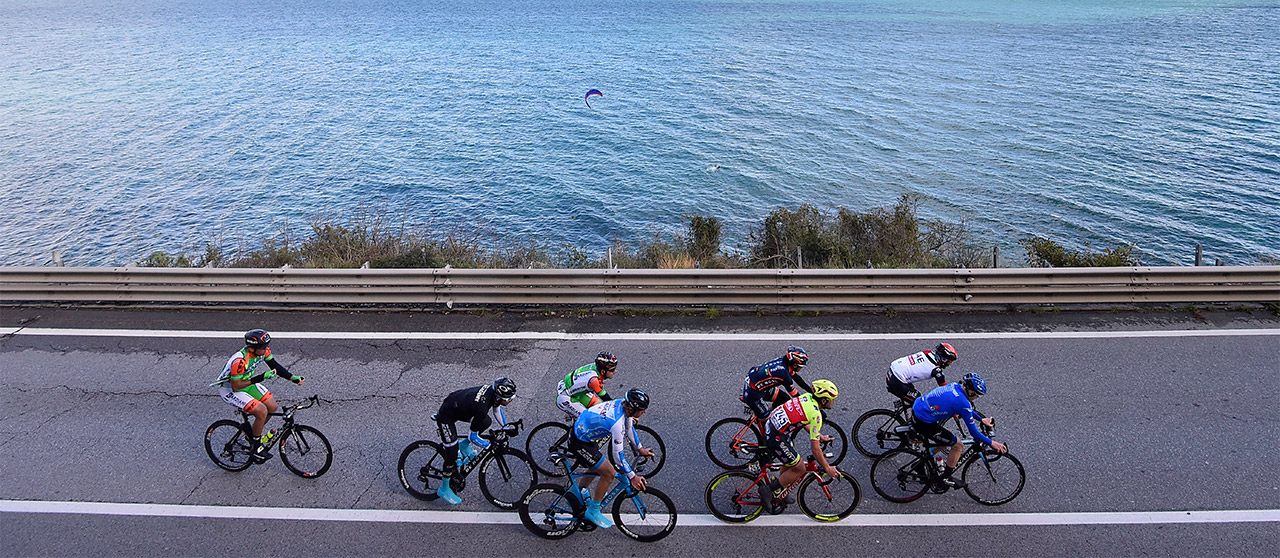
[931,366,947,386]
[792,373,814,395]
[264,357,297,381]
[588,377,611,401]
[468,409,494,448]
[610,419,637,480]
[959,408,994,446]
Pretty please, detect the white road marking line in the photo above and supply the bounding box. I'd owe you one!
[3,500,1279,527]
[6,327,1279,341]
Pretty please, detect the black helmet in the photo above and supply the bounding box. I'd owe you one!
[934,343,958,365]
[493,377,517,400]
[784,346,809,369]
[245,329,271,348]
[624,388,650,412]
[595,352,618,373]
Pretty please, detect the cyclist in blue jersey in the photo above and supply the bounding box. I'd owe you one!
[567,388,655,529]
[741,346,814,422]
[912,373,1007,488]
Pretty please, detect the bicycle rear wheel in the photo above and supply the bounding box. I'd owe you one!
[518,484,583,540]
[478,448,538,510]
[397,440,446,501]
[962,450,1026,505]
[797,469,861,521]
[524,422,571,477]
[870,448,931,503]
[279,425,333,478]
[204,420,253,472]
[704,471,765,523]
[612,487,677,542]
[627,424,667,478]
[852,409,907,458]
[704,417,762,470]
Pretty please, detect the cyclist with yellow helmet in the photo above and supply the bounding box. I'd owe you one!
[761,379,842,506]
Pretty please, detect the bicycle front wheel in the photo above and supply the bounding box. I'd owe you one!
[704,417,762,470]
[524,422,571,478]
[797,470,861,521]
[704,471,765,523]
[204,420,253,472]
[613,487,677,542]
[518,484,583,540]
[397,440,446,501]
[870,448,931,503]
[852,409,907,458]
[478,448,538,510]
[279,425,333,478]
[962,450,1026,505]
[627,424,667,478]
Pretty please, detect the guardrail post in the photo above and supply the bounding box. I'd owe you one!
[1195,243,1203,266]
[50,249,64,267]
[992,246,1000,268]
[608,247,614,269]
[796,247,803,270]
[1215,258,1224,266]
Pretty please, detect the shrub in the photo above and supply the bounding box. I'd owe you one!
[1020,237,1140,267]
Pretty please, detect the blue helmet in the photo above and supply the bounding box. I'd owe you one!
[962,372,986,396]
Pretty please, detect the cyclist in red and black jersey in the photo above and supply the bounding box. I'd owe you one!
[741,346,813,422]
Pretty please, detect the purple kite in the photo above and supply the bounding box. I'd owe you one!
[585,89,603,109]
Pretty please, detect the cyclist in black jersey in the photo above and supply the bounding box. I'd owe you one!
[434,377,517,504]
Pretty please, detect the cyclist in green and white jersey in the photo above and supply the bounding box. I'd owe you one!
[211,330,304,462]
[556,352,618,418]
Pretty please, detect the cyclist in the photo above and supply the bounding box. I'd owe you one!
[433,377,518,505]
[912,372,1006,488]
[213,329,304,463]
[761,379,841,506]
[556,352,617,418]
[567,388,655,530]
[886,342,957,404]
[741,346,813,424]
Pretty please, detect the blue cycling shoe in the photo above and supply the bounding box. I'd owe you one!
[436,479,462,505]
[584,501,613,529]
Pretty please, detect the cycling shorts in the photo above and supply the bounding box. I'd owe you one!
[762,422,801,467]
[742,386,791,422]
[885,372,919,401]
[219,384,272,412]
[556,392,593,419]
[912,417,957,447]
[567,432,606,471]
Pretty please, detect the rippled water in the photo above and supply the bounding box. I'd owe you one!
[1,0,1277,266]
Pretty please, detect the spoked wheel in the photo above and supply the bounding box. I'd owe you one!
[279,425,333,478]
[397,440,446,501]
[705,418,763,470]
[704,470,765,523]
[518,484,583,540]
[870,448,931,503]
[808,418,849,466]
[205,420,254,472]
[797,469,862,521]
[627,424,667,478]
[478,448,538,510]
[612,487,677,542]
[525,422,571,477]
[852,409,907,458]
[963,450,1026,505]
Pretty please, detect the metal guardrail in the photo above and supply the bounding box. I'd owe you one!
[1,266,1277,306]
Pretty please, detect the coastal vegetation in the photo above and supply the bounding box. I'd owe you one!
[139,195,1143,269]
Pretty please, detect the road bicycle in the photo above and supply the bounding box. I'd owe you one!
[517,452,677,542]
[204,395,333,478]
[525,415,666,479]
[704,405,847,470]
[869,419,1025,505]
[704,440,861,522]
[852,398,978,458]
[397,418,537,510]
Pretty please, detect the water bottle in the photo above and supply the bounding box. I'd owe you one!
[933,450,945,471]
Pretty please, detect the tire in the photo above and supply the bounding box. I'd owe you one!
[278,425,333,478]
[518,484,583,540]
[870,448,931,503]
[397,440,446,501]
[205,420,254,472]
[962,450,1026,506]
[704,417,762,470]
[852,409,908,458]
[612,487,677,542]
[627,424,667,478]
[525,422,571,478]
[704,470,765,523]
[797,469,861,521]
[478,448,538,510]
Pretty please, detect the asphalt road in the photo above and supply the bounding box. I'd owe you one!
[2,307,1278,557]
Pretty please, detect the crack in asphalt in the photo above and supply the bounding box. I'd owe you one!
[12,384,207,400]
[352,452,388,508]
[180,470,216,505]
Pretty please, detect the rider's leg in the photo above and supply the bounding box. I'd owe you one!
[591,460,616,502]
[946,439,964,469]
[248,401,269,437]
[436,420,463,504]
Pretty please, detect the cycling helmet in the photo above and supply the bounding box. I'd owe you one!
[624,388,650,412]
[595,352,618,373]
[493,377,518,400]
[934,342,958,365]
[783,346,809,369]
[961,372,986,396]
[244,329,271,348]
[811,379,839,401]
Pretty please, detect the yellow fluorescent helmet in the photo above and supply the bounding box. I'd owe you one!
[812,379,838,400]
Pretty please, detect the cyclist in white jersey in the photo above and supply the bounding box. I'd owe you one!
[885,343,957,404]
[556,352,617,418]
[211,330,304,462]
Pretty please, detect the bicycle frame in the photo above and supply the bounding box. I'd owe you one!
[234,395,318,450]
[455,419,523,478]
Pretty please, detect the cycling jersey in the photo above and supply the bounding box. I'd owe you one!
[744,356,806,394]
[214,347,276,387]
[572,400,643,479]
[437,384,508,435]
[912,383,993,446]
[889,350,945,384]
[558,363,609,407]
[766,393,824,441]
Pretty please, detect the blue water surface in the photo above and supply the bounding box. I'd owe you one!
[1,0,1277,266]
